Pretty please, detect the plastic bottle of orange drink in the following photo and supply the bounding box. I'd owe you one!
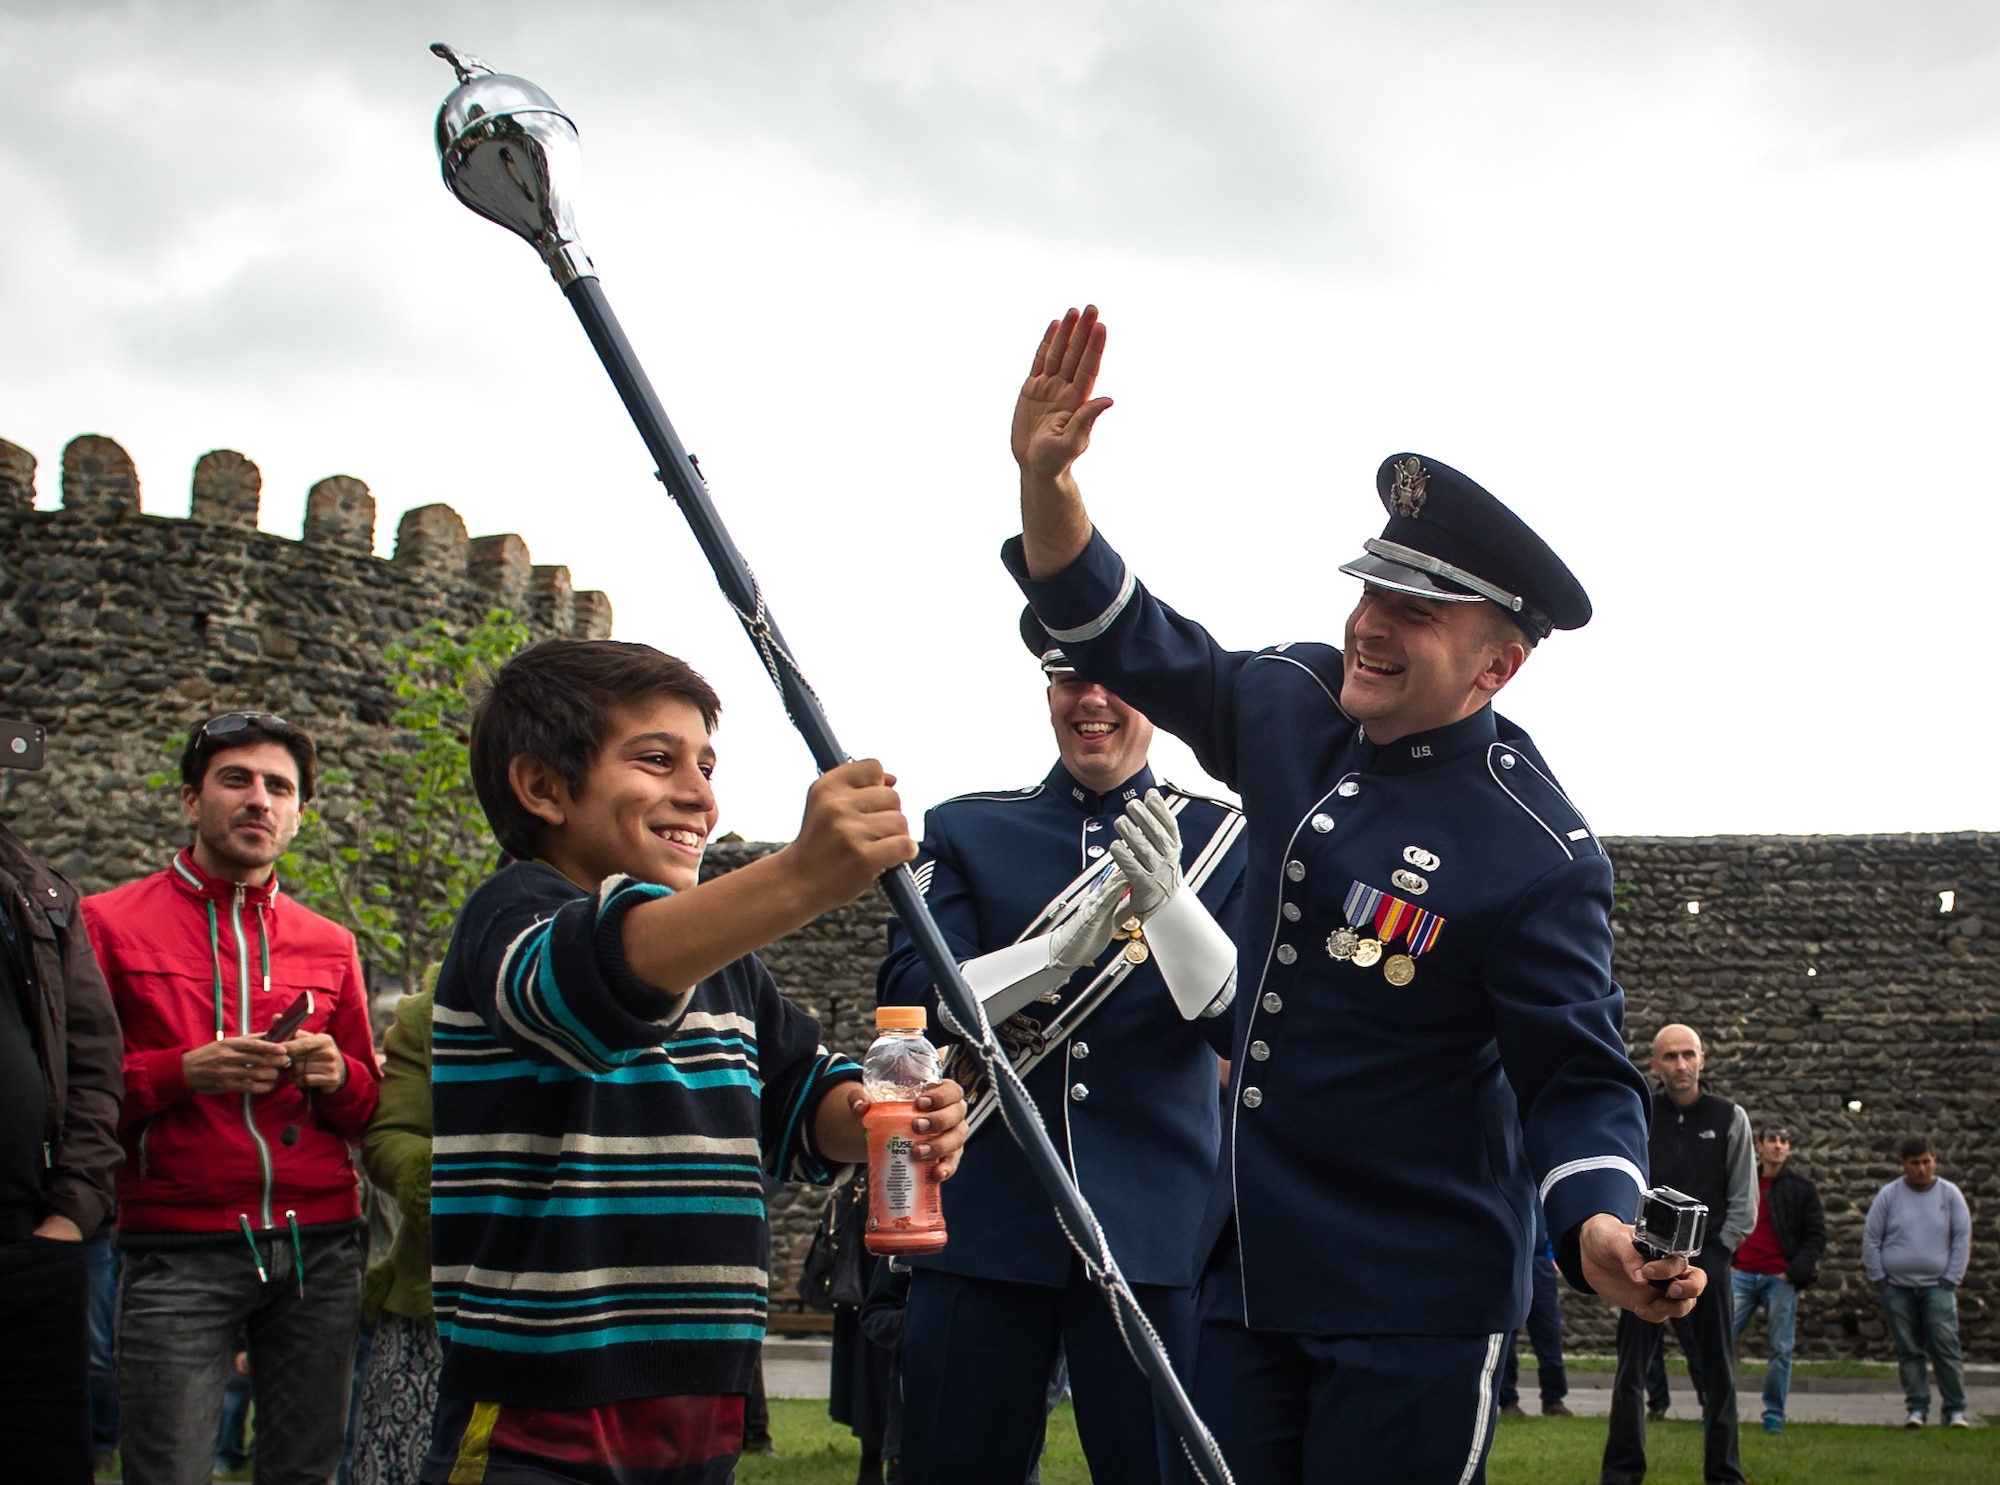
[861,1005,948,1255]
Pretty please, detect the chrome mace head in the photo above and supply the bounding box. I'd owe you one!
[431,43,595,286]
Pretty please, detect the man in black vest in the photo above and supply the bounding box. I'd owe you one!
[1603,1024,1756,1485]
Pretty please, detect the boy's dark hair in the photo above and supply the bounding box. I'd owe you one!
[179,712,318,802]
[471,639,722,860]
[1898,1135,1934,1162]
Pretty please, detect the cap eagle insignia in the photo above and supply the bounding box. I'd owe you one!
[1389,456,1428,518]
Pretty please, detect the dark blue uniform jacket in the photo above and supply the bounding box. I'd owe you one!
[1006,530,1651,1338]
[878,760,1246,1290]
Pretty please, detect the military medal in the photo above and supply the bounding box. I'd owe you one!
[1112,914,1149,965]
[1342,880,1448,983]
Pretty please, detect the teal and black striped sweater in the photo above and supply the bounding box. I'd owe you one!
[430,861,858,1406]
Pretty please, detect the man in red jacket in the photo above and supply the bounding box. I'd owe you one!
[83,712,380,1485]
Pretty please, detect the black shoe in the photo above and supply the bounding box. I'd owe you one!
[1499,1402,1528,1418]
[1543,1401,1575,1417]
[1647,1407,1669,1421]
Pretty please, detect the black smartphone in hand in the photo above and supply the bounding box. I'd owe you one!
[263,990,314,1043]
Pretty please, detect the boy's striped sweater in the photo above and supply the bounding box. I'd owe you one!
[430,861,858,1406]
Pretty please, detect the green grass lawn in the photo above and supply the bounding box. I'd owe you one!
[743,1400,2000,1485]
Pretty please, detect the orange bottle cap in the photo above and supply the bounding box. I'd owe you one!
[875,1006,928,1031]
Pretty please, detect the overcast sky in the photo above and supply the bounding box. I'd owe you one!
[5,1,1999,842]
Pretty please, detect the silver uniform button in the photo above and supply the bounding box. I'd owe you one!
[1310,813,1334,833]
[1275,944,1297,965]
[1249,1040,1270,1061]
[1500,753,1516,769]
[1086,844,1106,858]
[1070,1083,1090,1101]
[1072,1041,1090,1059]
[1262,992,1283,1013]
[1241,1087,1263,1108]
[1285,860,1306,882]
[1337,780,1360,797]
[1282,902,1301,922]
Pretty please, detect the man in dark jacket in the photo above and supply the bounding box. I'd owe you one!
[1730,1125,1826,1433]
[0,804,126,1483]
[1602,1024,1755,1485]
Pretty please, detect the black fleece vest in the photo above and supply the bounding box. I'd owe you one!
[1648,1088,1733,1216]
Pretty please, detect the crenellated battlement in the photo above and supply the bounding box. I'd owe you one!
[1,434,611,632]
[0,432,614,894]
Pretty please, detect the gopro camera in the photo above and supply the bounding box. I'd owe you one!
[1634,1185,1708,1289]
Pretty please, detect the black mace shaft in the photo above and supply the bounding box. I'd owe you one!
[562,276,1231,1484]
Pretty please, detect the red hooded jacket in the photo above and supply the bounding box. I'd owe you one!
[82,851,380,1236]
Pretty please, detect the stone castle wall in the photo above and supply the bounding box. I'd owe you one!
[0,433,611,891]
[3,446,1991,1357]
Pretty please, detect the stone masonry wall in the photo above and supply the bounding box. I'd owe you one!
[1583,833,1998,1362]
[0,433,611,893]
[3,449,1990,1357]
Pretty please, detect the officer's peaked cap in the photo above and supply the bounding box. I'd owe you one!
[1019,607,1075,674]
[1337,453,1591,641]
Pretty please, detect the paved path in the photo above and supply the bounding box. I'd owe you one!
[1550,1373,1994,1427]
[767,1341,1996,1427]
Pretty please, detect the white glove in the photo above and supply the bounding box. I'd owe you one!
[1051,872,1131,971]
[1108,790,1182,921]
[960,872,1129,1023]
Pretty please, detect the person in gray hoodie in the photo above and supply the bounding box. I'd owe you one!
[1863,1136,1974,1427]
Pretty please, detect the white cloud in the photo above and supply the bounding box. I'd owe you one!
[4,0,1998,840]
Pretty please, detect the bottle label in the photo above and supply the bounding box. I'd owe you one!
[878,1132,919,1219]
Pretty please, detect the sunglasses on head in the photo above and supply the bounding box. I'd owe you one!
[201,712,294,738]
[1761,1129,1792,1142]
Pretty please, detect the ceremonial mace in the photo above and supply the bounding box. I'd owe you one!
[429,46,1234,1485]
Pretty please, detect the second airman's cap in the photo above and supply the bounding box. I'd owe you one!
[1337,454,1591,641]
[1019,606,1076,675]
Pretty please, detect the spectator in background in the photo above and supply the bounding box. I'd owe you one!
[83,712,381,1485]
[1602,1023,1756,1485]
[1730,1125,1826,1433]
[0,814,125,1484]
[354,978,441,1485]
[1863,1136,1973,1428]
[1496,1203,1571,1418]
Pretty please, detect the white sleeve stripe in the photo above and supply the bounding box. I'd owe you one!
[1043,566,1137,644]
[1539,1156,1647,1206]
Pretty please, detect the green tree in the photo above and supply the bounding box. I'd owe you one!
[282,609,529,994]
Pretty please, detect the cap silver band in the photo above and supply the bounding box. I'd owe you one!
[1363,538,1526,614]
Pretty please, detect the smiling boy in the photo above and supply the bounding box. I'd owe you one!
[422,639,966,1485]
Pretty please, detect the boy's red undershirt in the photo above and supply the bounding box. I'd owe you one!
[426,1393,744,1484]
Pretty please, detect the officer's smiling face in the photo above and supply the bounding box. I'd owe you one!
[1047,676,1155,794]
[1339,586,1526,744]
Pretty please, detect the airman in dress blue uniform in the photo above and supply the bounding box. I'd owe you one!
[878,614,1248,1485]
[999,305,1708,1484]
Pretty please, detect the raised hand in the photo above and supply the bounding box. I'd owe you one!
[1011,305,1113,488]
[1109,790,1183,920]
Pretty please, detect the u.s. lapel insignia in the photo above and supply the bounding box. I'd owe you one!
[1389,456,1429,518]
